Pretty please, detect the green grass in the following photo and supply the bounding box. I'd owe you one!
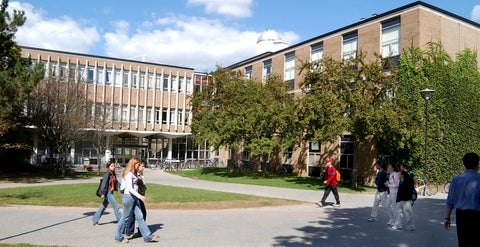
[172,167,376,193]
[0,183,298,209]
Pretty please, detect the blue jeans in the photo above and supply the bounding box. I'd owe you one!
[92,191,121,225]
[115,194,154,242]
[126,199,146,235]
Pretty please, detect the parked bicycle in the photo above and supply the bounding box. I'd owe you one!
[443,181,451,193]
[415,178,438,196]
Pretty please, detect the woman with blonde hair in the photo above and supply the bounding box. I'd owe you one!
[114,157,158,243]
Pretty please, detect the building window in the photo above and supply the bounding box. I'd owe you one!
[245,66,252,79]
[146,107,152,124]
[96,67,104,84]
[179,77,184,92]
[163,75,169,91]
[113,105,120,122]
[170,110,176,125]
[123,72,129,87]
[340,135,355,169]
[121,105,128,121]
[284,52,295,89]
[87,66,94,84]
[138,106,144,123]
[342,31,358,60]
[381,17,400,58]
[148,73,154,90]
[262,59,272,82]
[59,63,67,81]
[155,75,161,90]
[154,107,161,124]
[184,110,191,125]
[311,42,323,63]
[186,77,192,94]
[140,72,146,89]
[178,110,183,125]
[132,71,138,88]
[130,106,136,122]
[106,69,112,85]
[171,76,177,92]
[79,65,86,82]
[162,108,168,124]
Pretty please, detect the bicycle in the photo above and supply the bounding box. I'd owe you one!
[443,181,451,193]
[415,178,438,196]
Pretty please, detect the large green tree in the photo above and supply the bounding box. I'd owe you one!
[398,42,480,183]
[190,68,296,172]
[0,0,43,170]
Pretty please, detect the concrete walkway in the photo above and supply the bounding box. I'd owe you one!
[0,169,458,247]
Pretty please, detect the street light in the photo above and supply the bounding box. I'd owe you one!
[419,88,434,187]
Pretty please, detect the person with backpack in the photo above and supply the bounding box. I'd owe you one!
[316,157,341,208]
[92,160,122,226]
[393,170,416,231]
[368,160,389,222]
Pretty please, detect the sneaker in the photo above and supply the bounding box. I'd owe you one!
[367,217,378,222]
[126,234,134,239]
[334,203,341,208]
[146,235,159,242]
[391,226,403,231]
[316,202,324,207]
[116,238,129,244]
[387,220,394,226]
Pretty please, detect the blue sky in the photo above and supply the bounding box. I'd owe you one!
[9,0,480,71]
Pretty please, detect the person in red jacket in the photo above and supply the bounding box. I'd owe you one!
[317,157,341,207]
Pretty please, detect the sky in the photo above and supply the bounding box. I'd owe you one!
[8,0,480,71]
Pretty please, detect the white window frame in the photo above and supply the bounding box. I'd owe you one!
[284,52,295,81]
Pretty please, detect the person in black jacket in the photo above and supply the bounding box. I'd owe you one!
[368,160,389,222]
[393,171,415,231]
[92,161,122,225]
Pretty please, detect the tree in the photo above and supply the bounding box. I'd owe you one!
[190,68,296,172]
[398,42,480,183]
[26,71,88,175]
[0,0,44,170]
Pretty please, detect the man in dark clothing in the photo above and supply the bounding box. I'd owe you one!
[393,170,415,230]
[368,160,389,222]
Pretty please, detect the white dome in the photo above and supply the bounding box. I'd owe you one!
[256,30,288,55]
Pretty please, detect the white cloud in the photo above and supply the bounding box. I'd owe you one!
[10,1,100,53]
[104,15,299,71]
[187,0,253,19]
[472,5,480,21]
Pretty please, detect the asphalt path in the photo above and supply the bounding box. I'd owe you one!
[0,169,457,247]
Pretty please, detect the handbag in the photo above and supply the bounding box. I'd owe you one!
[95,178,103,197]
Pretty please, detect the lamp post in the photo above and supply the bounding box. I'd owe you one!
[419,88,434,186]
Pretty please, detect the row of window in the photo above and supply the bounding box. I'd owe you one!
[46,62,194,93]
[248,17,401,88]
[87,104,191,126]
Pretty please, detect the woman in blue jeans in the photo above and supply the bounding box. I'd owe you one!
[92,161,121,225]
[115,157,159,243]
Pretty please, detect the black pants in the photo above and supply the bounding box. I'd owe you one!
[456,209,480,247]
[321,185,340,204]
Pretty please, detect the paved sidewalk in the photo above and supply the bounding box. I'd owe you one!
[0,169,457,247]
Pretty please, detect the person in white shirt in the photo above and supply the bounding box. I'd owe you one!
[385,163,400,226]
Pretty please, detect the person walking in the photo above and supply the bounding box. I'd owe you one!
[368,160,389,222]
[445,152,480,247]
[385,163,400,226]
[115,157,159,243]
[126,161,147,239]
[393,170,415,231]
[92,160,122,226]
[317,157,341,207]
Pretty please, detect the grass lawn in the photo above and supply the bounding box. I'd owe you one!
[0,182,300,210]
[171,167,376,193]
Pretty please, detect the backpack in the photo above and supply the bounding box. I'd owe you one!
[335,170,341,182]
[411,187,417,201]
